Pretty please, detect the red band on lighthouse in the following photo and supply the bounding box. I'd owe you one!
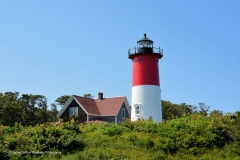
[132,55,160,86]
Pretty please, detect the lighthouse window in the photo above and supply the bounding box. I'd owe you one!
[134,104,141,116]
[143,42,148,47]
[136,106,141,115]
[138,41,152,48]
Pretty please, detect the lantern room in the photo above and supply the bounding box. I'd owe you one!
[137,33,153,53]
[128,34,163,59]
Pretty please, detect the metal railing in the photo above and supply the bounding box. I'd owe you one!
[128,47,163,58]
[128,47,137,54]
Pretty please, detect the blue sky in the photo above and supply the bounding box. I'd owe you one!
[1,1,240,113]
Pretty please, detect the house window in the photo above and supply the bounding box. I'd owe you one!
[135,105,141,115]
[69,107,78,117]
[122,108,125,119]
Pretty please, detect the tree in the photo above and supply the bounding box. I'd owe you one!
[162,100,192,120]
[210,109,223,116]
[83,94,93,98]
[55,95,70,107]
[198,103,210,116]
[0,92,65,126]
[20,94,48,125]
[46,103,59,122]
[51,103,58,114]
[0,92,23,126]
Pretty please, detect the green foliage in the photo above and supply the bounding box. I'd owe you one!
[121,117,159,133]
[83,93,93,99]
[0,92,23,126]
[101,123,123,136]
[0,92,60,127]
[1,103,240,159]
[20,94,48,125]
[198,103,210,116]
[75,113,239,159]
[210,109,223,116]
[162,101,212,120]
[0,92,50,126]
[48,103,59,122]
[162,100,192,120]
[55,95,70,107]
[0,122,84,159]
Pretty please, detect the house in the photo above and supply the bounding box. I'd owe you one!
[57,92,131,124]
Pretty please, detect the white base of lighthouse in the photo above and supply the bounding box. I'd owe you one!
[131,85,162,122]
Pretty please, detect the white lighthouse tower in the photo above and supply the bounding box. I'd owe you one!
[128,34,163,122]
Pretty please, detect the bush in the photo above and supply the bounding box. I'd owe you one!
[0,122,84,159]
[1,113,240,159]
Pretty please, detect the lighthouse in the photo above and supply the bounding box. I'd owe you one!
[128,34,163,122]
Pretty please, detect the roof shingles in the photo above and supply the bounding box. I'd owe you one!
[73,95,125,116]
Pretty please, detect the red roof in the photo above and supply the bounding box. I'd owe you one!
[73,95,126,116]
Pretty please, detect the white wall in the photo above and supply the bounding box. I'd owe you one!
[131,85,162,122]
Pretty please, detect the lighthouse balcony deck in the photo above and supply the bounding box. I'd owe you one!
[128,47,163,59]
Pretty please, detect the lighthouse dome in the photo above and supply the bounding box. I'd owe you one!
[137,33,153,43]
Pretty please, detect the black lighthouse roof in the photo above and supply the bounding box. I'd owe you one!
[137,33,153,43]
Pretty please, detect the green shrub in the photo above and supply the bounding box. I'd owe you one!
[101,123,123,136]
[1,113,240,159]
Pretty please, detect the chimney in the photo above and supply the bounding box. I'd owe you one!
[98,92,103,100]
